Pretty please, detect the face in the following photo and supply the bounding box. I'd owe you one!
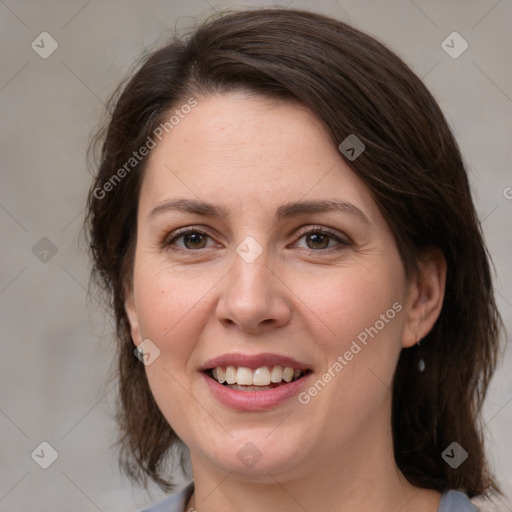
[125,92,423,482]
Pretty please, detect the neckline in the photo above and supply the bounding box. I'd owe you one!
[177,483,472,512]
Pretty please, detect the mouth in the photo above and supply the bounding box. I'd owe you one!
[203,365,312,392]
[199,352,313,409]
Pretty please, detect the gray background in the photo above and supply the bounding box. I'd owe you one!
[0,1,511,511]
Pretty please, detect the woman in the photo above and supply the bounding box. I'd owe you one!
[85,8,503,512]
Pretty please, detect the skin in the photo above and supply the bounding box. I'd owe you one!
[125,92,447,512]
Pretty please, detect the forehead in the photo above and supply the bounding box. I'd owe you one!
[138,93,381,224]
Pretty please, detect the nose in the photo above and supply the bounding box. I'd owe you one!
[215,249,291,334]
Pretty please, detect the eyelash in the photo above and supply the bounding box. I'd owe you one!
[163,225,350,254]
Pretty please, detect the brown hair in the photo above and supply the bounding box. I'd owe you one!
[85,7,503,497]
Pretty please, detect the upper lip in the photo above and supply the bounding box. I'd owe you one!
[199,352,312,371]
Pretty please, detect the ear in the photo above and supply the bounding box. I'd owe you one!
[402,247,447,348]
[124,286,142,346]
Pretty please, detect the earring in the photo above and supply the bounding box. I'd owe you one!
[416,338,425,372]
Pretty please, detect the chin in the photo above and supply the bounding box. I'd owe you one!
[199,429,313,479]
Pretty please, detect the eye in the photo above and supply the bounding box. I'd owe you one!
[294,227,350,252]
[165,228,217,251]
[163,226,350,253]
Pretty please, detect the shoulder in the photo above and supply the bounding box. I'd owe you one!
[438,490,479,512]
[138,482,194,512]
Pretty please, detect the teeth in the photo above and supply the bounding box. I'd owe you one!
[271,365,283,383]
[283,367,294,382]
[253,367,271,386]
[225,365,237,385]
[236,367,253,385]
[209,365,306,386]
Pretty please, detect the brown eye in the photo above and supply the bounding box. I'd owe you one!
[166,229,215,251]
[305,232,330,250]
[181,232,208,250]
[295,228,350,252]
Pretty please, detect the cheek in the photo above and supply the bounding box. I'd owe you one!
[292,272,405,452]
[133,264,215,436]
[131,256,221,395]
[297,261,405,407]
[133,257,213,348]
[296,261,405,352]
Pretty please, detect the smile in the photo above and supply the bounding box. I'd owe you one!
[199,353,313,411]
[205,365,310,390]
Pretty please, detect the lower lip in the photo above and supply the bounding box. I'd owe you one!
[201,372,312,411]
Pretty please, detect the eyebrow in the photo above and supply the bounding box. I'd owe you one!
[149,198,370,225]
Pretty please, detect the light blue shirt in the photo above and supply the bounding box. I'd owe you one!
[139,482,479,512]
